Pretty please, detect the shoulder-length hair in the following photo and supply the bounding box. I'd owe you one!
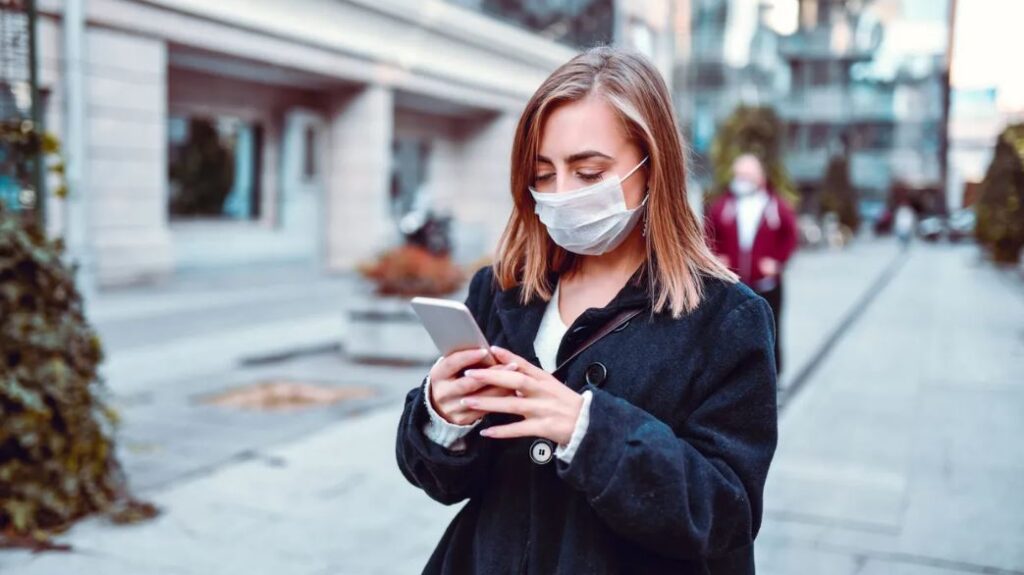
[493,45,737,318]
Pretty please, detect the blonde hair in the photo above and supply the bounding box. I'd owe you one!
[493,46,737,318]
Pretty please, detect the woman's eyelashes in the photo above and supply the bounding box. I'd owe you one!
[533,171,605,187]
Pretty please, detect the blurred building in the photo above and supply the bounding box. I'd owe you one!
[679,0,949,215]
[34,0,689,289]
[678,0,785,156]
[780,0,945,213]
[37,0,584,287]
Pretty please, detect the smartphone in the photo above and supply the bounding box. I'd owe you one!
[410,297,495,364]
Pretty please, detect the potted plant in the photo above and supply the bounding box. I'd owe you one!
[346,211,482,364]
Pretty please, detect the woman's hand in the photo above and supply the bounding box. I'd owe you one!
[461,346,584,446]
[428,348,518,426]
[758,257,780,277]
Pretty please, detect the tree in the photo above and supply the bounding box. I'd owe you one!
[975,123,1024,264]
[0,207,155,549]
[820,154,860,232]
[708,105,798,205]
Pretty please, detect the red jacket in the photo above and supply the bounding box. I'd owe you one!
[705,189,799,291]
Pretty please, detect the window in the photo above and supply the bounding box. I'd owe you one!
[303,125,317,180]
[808,122,831,149]
[809,61,831,86]
[695,62,726,89]
[168,115,263,220]
[786,123,803,151]
[851,122,894,151]
[389,138,432,225]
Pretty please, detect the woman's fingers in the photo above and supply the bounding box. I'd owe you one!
[464,365,536,395]
[435,347,491,379]
[479,419,539,439]
[449,362,517,395]
[489,345,548,379]
[461,394,533,416]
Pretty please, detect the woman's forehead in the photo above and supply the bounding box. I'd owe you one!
[538,97,626,160]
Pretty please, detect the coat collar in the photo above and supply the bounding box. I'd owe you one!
[492,264,653,363]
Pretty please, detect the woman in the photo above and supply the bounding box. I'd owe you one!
[705,153,799,374]
[396,46,778,574]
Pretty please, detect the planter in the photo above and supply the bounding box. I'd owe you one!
[345,285,468,365]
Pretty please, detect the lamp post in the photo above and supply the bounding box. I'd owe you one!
[26,0,44,229]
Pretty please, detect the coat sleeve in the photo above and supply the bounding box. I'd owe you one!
[394,266,501,505]
[775,197,799,265]
[703,201,721,254]
[555,296,778,560]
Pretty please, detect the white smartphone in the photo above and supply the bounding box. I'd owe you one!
[410,297,493,361]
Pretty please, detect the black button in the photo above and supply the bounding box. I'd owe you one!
[585,362,607,386]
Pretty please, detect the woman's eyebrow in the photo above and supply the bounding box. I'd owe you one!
[536,150,614,164]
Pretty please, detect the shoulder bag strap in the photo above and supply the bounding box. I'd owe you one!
[552,307,644,377]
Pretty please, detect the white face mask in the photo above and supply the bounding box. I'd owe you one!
[731,178,759,197]
[529,156,649,256]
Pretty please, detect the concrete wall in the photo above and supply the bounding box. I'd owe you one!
[326,86,395,271]
[38,20,175,287]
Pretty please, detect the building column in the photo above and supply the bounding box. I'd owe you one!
[86,27,173,286]
[325,84,394,271]
[449,111,516,264]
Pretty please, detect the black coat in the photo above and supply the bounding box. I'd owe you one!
[396,264,778,574]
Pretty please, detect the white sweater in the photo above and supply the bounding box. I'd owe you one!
[421,281,593,462]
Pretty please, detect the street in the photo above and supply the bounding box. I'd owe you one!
[1,239,1022,574]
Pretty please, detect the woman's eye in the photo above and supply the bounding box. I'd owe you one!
[578,172,604,182]
[534,173,555,183]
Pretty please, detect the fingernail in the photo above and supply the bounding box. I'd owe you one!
[479,428,492,437]
[504,362,518,370]
[479,348,489,357]
[465,369,479,377]
[461,398,476,407]
[490,345,504,354]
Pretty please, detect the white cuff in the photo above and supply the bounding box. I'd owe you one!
[421,372,481,452]
[555,390,593,464]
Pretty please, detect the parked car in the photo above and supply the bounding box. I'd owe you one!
[947,208,976,243]
[917,216,946,242]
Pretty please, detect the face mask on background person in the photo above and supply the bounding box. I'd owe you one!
[730,177,759,197]
[529,156,649,256]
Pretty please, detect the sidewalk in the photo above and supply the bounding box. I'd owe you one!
[778,237,902,392]
[88,262,364,397]
[757,242,1024,574]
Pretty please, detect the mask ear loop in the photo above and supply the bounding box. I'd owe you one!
[641,187,651,238]
[625,156,651,238]
[622,155,650,183]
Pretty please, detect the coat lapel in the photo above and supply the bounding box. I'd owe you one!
[492,266,653,366]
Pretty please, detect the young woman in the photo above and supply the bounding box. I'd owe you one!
[396,46,778,574]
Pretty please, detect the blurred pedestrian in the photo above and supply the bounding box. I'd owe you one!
[705,154,799,374]
[397,47,777,574]
[894,201,916,248]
